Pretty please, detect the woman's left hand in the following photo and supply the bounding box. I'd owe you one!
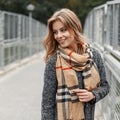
[72,89,95,102]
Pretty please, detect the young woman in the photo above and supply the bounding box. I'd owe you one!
[41,8,109,120]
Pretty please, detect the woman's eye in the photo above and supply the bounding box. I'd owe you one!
[61,28,66,32]
[53,31,57,34]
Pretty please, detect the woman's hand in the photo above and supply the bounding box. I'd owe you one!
[72,89,95,102]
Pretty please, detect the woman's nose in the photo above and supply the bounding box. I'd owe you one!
[57,32,62,38]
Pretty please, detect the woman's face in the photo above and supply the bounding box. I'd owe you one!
[52,20,77,51]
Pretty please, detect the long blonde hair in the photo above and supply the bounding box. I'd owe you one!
[43,8,87,62]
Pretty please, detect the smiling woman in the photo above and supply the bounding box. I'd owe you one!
[43,8,86,61]
[41,8,109,120]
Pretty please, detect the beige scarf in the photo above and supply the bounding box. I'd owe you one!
[56,45,100,120]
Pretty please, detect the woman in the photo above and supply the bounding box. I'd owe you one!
[41,8,109,120]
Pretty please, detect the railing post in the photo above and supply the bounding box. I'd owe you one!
[0,11,5,68]
[113,4,119,50]
[18,15,21,61]
[28,12,32,56]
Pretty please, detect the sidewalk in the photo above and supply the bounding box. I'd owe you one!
[95,103,104,120]
[0,52,45,120]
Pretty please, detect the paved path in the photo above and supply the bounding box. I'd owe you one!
[0,51,103,120]
[0,52,45,120]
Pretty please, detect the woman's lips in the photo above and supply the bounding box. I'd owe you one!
[58,39,65,44]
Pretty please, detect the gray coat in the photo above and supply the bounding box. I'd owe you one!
[41,48,109,120]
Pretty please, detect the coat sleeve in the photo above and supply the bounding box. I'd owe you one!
[41,56,57,120]
[91,49,109,103]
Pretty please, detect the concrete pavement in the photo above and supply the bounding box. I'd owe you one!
[0,52,45,120]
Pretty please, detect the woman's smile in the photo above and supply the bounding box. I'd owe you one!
[58,39,66,44]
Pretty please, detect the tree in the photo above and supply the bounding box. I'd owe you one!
[0,0,109,26]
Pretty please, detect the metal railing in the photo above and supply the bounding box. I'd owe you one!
[84,0,120,120]
[0,10,46,69]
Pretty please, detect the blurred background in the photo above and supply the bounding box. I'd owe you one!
[0,0,109,26]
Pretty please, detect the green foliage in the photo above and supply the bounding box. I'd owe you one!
[0,0,109,26]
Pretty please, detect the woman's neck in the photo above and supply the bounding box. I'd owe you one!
[68,44,78,53]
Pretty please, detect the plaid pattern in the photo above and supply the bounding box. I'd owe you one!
[56,45,100,120]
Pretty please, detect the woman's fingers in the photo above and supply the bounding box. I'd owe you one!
[72,89,95,102]
[72,89,87,93]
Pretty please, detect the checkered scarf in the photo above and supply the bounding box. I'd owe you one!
[56,45,100,120]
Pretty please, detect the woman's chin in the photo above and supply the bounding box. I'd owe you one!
[60,44,68,48]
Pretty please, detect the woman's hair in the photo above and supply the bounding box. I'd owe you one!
[43,8,87,62]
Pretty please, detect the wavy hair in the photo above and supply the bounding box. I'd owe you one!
[43,8,87,62]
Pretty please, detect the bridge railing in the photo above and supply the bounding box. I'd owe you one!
[0,10,46,69]
[84,0,120,120]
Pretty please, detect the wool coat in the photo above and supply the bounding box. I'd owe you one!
[41,48,109,120]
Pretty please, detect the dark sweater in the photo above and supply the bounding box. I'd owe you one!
[41,48,109,120]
